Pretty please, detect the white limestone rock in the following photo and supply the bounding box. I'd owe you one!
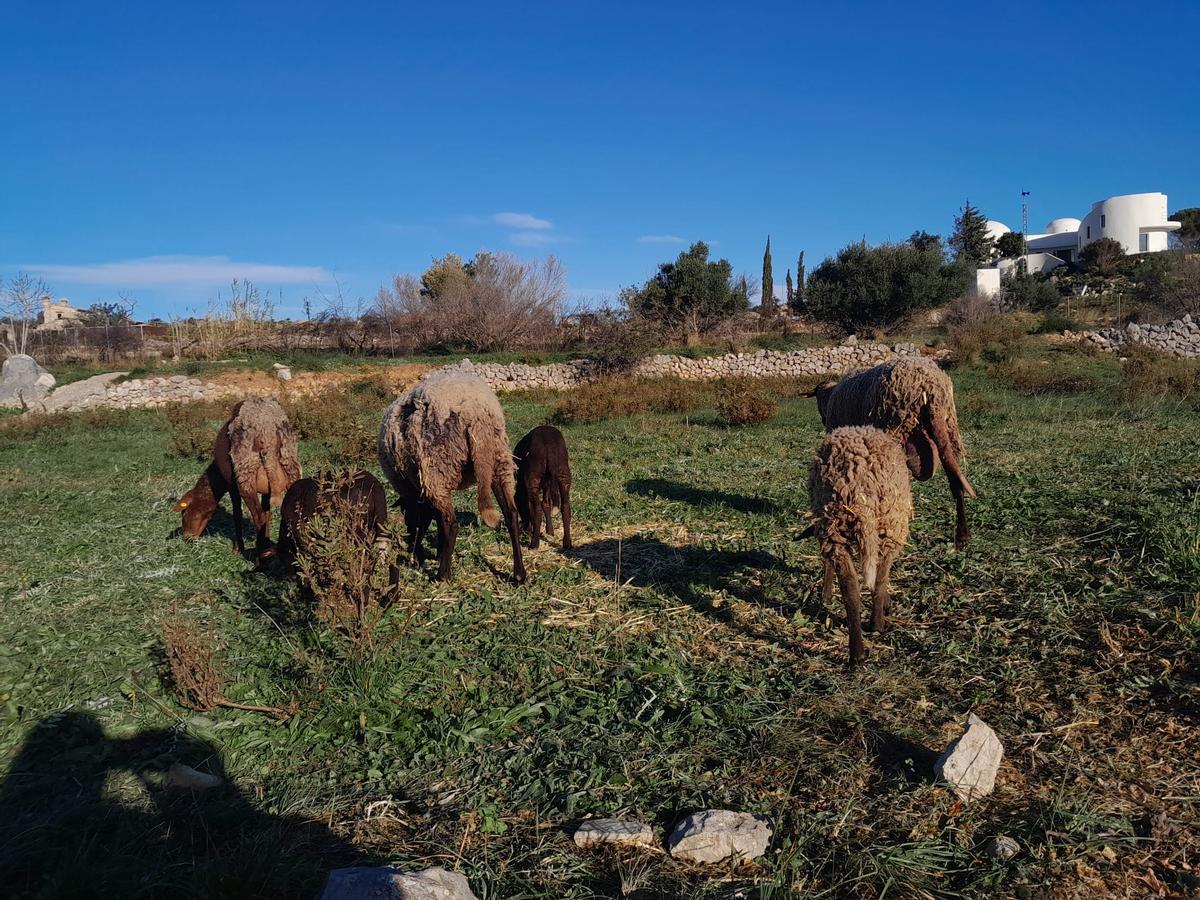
[667,810,773,864]
[318,866,477,900]
[573,818,657,849]
[163,763,223,791]
[934,713,1004,802]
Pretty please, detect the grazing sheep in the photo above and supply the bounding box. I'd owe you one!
[813,357,976,547]
[174,398,301,558]
[809,426,913,668]
[378,371,526,583]
[263,472,390,573]
[513,425,573,550]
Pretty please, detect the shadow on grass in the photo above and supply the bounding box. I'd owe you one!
[566,535,821,654]
[0,711,365,897]
[625,477,781,515]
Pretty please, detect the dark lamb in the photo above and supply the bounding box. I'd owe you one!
[513,425,573,550]
[264,472,389,573]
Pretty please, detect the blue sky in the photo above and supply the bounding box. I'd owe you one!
[3,1,1197,320]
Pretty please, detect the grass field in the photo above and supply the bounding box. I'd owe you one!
[0,347,1197,898]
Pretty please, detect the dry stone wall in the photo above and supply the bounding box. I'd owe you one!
[1067,315,1200,357]
[445,340,939,392]
[33,373,234,414]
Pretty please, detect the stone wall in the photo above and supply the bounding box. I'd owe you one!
[1067,315,1200,357]
[444,340,939,392]
[33,373,234,414]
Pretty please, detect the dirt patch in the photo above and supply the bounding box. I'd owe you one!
[206,364,431,397]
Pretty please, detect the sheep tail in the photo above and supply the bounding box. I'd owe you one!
[467,426,502,528]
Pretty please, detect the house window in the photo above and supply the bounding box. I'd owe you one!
[1101,214,1106,228]
[1139,233,1149,252]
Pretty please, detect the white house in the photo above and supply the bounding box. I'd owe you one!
[975,191,1181,296]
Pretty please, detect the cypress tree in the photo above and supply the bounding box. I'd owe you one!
[785,269,794,310]
[760,235,775,318]
[792,250,806,313]
[950,199,994,267]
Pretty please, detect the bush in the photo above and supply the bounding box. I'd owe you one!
[1035,311,1080,334]
[1120,350,1200,402]
[620,241,750,333]
[806,238,968,332]
[715,380,778,426]
[947,307,1033,366]
[993,359,1102,395]
[550,377,713,425]
[282,385,379,468]
[1003,270,1061,311]
[163,399,232,460]
[1079,237,1124,275]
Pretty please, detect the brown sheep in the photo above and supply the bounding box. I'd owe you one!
[813,357,976,547]
[513,425,573,550]
[809,426,913,668]
[261,471,390,574]
[174,398,301,559]
[378,371,526,583]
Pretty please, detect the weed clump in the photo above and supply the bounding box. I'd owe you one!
[282,383,380,467]
[1120,350,1200,402]
[160,609,223,711]
[550,377,712,424]
[162,399,231,460]
[994,359,1103,395]
[947,309,1034,366]
[715,380,778,426]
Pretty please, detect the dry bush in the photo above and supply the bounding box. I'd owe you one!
[947,299,1034,366]
[1120,350,1200,402]
[281,382,383,467]
[550,377,713,425]
[160,609,223,711]
[993,359,1103,395]
[295,485,403,657]
[0,407,132,443]
[372,254,565,353]
[162,399,232,460]
[715,379,778,425]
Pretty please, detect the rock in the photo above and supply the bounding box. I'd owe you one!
[985,835,1020,862]
[0,354,56,408]
[163,763,223,791]
[318,866,477,900]
[934,713,1004,802]
[573,818,657,849]
[272,363,292,381]
[667,810,773,864]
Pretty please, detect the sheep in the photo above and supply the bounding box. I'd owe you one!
[513,425,573,550]
[812,357,976,548]
[261,471,390,574]
[378,371,526,583]
[174,397,301,559]
[809,425,913,668]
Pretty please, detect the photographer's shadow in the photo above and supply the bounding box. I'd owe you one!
[0,710,364,897]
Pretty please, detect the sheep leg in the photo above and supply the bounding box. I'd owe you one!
[431,496,459,582]
[834,551,866,669]
[952,488,970,550]
[867,546,898,634]
[494,481,527,585]
[230,486,245,556]
[542,492,555,536]
[256,492,273,557]
[528,482,542,550]
[820,558,835,605]
[559,479,572,550]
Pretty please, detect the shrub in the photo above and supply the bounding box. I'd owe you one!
[281,382,383,468]
[160,608,223,711]
[1079,237,1125,275]
[715,380,778,426]
[620,241,750,333]
[807,238,968,332]
[1035,311,1080,334]
[163,399,231,460]
[295,482,404,657]
[1120,350,1200,402]
[993,359,1102,395]
[1003,270,1061,311]
[550,377,712,425]
[946,301,1033,366]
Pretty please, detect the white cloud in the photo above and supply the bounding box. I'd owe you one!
[637,234,686,244]
[509,231,569,247]
[493,212,553,230]
[19,255,332,287]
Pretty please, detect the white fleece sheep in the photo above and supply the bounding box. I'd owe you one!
[378,371,525,583]
[809,425,913,668]
[814,357,975,547]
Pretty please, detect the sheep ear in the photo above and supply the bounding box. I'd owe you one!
[905,432,938,482]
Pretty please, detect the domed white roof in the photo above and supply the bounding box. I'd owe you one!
[1045,217,1081,235]
[985,220,1011,241]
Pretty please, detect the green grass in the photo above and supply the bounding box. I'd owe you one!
[0,362,1197,898]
